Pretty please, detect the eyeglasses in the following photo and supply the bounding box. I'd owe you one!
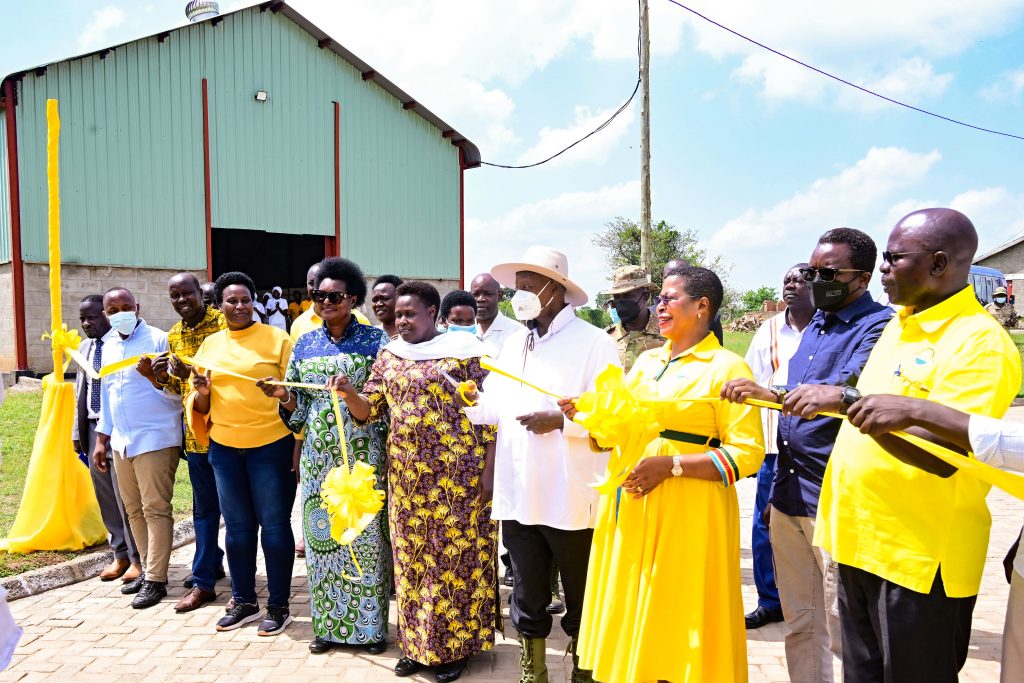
[654,293,691,307]
[881,250,939,265]
[311,290,352,304]
[798,267,862,282]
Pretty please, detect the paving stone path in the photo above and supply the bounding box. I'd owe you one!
[4,409,1023,682]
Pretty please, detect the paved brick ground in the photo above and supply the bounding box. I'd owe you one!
[4,410,1024,682]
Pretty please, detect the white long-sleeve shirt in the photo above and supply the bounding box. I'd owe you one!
[477,311,524,358]
[969,414,1024,577]
[745,310,804,455]
[465,305,621,530]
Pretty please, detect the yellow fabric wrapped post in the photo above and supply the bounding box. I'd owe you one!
[0,100,105,553]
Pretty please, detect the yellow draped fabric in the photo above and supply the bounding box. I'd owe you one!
[577,336,764,683]
[0,100,105,553]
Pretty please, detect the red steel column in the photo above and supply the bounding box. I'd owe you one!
[458,148,465,289]
[3,80,27,370]
[333,101,341,257]
[202,78,213,281]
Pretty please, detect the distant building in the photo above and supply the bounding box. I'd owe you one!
[0,1,479,371]
[975,236,1024,312]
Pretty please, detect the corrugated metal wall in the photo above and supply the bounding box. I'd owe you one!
[8,7,460,279]
[0,114,10,263]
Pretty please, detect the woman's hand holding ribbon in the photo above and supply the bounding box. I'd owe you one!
[256,377,289,401]
[557,396,579,421]
[190,365,212,396]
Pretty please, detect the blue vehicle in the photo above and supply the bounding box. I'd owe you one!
[969,265,1009,305]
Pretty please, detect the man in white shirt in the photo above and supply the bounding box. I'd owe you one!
[844,395,1024,683]
[725,264,812,629]
[93,287,183,610]
[470,272,524,357]
[465,246,620,682]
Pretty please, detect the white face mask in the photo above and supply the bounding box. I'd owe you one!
[107,310,138,336]
[510,281,551,321]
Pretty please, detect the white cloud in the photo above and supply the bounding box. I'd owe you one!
[842,58,953,111]
[465,181,640,302]
[710,147,942,253]
[682,0,1024,105]
[516,103,635,168]
[950,188,1024,251]
[78,7,126,50]
[981,67,1024,101]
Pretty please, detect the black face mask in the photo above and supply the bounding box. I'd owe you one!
[809,279,851,312]
[612,299,642,324]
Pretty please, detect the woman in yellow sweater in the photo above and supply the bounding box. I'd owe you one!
[187,271,295,636]
[561,266,764,682]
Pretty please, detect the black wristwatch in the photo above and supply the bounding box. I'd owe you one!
[839,386,862,414]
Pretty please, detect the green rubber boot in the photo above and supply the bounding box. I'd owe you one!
[569,636,595,683]
[520,637,548,683]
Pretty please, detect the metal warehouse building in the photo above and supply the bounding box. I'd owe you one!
[0,1,480,372]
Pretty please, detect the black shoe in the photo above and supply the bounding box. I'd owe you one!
[745,605,784,629]
[120,572,146,595]
[394,656,424,677]
[131,581,167,609]
[308,637,337,654]
[366,640,387,655]
[183,564,226,589]
[546,599,564,614]
[503,568,514,588]
[216,602,261,631]
[257,606,292,636]
[435,658,467,682]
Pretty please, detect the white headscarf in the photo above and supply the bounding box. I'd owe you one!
[385,330,488,361]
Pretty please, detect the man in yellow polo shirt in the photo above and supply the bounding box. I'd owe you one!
[804,208,1021,681]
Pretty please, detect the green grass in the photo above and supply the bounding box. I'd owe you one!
[723,331,754,358]
[0,388,193,578]
[1013,335,1024,398]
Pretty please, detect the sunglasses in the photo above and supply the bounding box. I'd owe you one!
[881,250,939,265]
[311,290,352,304]
[798,267,862,282]
[654,293,693,307]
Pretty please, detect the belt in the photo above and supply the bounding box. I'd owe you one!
[659,429,721,449]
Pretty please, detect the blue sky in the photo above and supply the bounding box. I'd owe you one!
[2,1,1023,301]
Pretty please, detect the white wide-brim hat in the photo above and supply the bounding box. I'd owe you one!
[491,245,589,306]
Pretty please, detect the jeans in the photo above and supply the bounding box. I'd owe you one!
[209,435,296,608]
[752,452,781,611]
[186,451,225,592]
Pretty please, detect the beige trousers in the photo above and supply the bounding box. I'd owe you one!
[769,507,842,683]
[1003,570,1024,682]
[113,447,179,584]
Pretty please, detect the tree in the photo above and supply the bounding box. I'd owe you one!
[740,286,778,312]
[592,216,737,316]
[576,306,611,328]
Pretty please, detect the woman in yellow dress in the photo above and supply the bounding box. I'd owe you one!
[562,266,764,682]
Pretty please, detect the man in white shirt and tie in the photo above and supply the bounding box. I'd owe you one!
[470,272,524,358]
[465,247,619,683]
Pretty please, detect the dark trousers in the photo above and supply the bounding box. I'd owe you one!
[838,563,976,683]
[502,520,593,638]
[209,435,296,609]
[752,452,780,611]
[185,451,225,592]
[86,420,140,564]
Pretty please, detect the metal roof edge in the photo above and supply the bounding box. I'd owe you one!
[0,1,481,168]
[975,233,1024,263]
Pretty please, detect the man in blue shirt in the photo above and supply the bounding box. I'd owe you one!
[724,228,891,683]
[92,287,182,610]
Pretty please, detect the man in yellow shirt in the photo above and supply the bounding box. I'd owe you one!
[805,208,1022,682]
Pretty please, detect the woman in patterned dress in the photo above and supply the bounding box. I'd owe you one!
[260,257,391,655]
[334,281,498,683]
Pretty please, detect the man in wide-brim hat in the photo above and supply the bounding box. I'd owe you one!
[603,265,662,373]
[464,245,620,683]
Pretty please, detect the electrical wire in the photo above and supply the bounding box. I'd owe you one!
[479,0,644,169]
[662,0,1024,142]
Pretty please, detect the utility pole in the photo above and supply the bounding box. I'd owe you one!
[639,0,652,274]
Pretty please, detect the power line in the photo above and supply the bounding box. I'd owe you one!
[479,0,644,169]
[662,0,1024,142]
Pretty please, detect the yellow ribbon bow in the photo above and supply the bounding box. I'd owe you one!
[41,324,83,375]
[319,390,386,578]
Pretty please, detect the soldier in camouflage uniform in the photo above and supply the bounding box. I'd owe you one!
[604,265,663,372]
[985,286,1019,328]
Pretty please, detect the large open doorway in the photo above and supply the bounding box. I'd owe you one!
[211,228,326,295]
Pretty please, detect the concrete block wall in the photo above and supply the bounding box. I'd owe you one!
[21,263,205,372]
[0,264,14,371]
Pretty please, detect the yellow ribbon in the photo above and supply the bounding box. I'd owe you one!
[479,357,562,399]
[41,325,82,375]
[319,390,386,579]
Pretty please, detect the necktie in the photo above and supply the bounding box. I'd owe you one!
[90,339,103,414]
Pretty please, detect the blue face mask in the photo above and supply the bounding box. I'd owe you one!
[608,307,621,325]
[447,323,478,335]
[995,296,1008,305]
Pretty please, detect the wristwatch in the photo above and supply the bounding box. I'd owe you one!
[839,386,862,414]
[671,455,684,477]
